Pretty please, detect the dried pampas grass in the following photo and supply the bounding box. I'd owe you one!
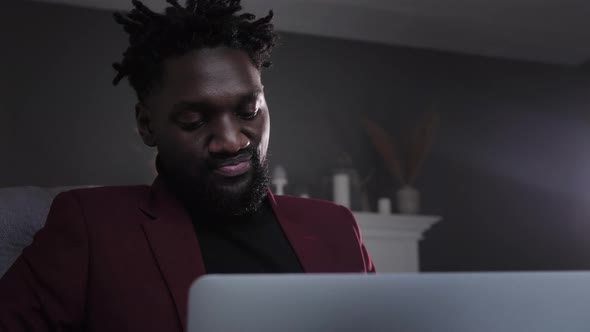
[362,109,439,186]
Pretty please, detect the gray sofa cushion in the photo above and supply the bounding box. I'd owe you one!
[0,186,80,277]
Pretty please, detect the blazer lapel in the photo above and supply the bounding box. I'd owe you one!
[140,177,205,331]
[267,190,335,273]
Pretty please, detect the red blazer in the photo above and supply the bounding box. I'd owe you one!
[0,177,375,332]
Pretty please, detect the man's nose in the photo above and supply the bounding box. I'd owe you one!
[208,115,250,155]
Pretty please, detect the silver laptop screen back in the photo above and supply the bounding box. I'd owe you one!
[187,272,590,332]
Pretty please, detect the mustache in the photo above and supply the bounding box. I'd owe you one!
[207,146,258,169]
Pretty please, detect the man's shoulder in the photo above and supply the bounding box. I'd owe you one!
[64,185,150,197]
[57,185,151,208]
[274,195,341,211]
[272,195,354,224]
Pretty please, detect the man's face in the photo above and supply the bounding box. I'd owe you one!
[137,47,271,217]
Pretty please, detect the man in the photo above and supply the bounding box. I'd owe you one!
[0,0,375,331]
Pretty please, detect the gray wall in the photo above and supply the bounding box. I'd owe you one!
[0,1,152,186]
[2,0,590,271]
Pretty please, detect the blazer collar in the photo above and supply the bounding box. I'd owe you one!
[139,176,205,331]
[266,190,334,273]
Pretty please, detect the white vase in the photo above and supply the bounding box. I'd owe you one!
[396,185,420,214]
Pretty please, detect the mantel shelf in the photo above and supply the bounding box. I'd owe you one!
[353,212,441,272]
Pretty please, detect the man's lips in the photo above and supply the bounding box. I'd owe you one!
[211,156,252,177]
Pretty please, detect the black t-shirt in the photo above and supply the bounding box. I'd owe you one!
[191,200,304,274]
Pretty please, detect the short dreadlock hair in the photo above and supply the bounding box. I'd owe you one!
[112,0,278,101]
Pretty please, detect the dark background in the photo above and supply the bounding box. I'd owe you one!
[2,0,590,271]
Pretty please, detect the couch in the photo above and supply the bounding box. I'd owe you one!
[0,186,80,277]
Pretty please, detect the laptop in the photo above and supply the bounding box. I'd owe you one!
[187,272,590,332]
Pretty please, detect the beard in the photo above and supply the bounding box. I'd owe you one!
[156,146,270,219]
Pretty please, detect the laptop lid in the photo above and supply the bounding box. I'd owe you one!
[187,272,590,332]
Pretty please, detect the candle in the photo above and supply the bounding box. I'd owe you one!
[333,172,351,208]
[272,165,288,195]
[378,198,391,215]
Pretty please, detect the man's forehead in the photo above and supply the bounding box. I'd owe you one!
[162,47,261,94]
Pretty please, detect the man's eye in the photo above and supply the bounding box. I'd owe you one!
[238,109,259,120]
[180,121,205,131]
[176,112,205,130]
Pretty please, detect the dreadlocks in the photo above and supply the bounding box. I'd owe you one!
[112,0,277,100]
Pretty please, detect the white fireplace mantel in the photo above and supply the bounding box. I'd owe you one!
[354,212,440,272]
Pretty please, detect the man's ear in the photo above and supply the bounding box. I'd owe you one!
[135,102,157,147]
